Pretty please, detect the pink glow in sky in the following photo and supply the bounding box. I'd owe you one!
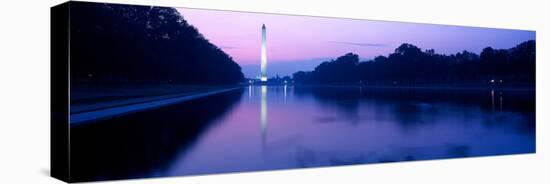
[176,8,534,77]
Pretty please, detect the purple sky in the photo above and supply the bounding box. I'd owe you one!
[176,8,535,78]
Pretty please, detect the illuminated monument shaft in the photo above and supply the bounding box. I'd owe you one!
[260,24,267,82]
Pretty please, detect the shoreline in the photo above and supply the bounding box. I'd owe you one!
[70,86,242,125]
[284,84,536,91]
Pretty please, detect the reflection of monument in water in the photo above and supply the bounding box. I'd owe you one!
[251,82,291,156]
[260,24,268,82]
[260,86,267,152]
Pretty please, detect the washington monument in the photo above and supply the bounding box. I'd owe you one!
[260,24,267,82]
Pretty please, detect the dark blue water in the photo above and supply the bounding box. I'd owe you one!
[70,86,535,181]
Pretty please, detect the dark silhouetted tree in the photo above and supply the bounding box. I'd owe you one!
[70,2,244,85]
[293,41,535,87]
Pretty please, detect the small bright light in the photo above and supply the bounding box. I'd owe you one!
[284,80,287,84]
[490,79,495,83]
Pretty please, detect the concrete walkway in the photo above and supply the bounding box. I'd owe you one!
[70,87,241,125]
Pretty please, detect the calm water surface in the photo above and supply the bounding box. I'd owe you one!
[70,86,535,181]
